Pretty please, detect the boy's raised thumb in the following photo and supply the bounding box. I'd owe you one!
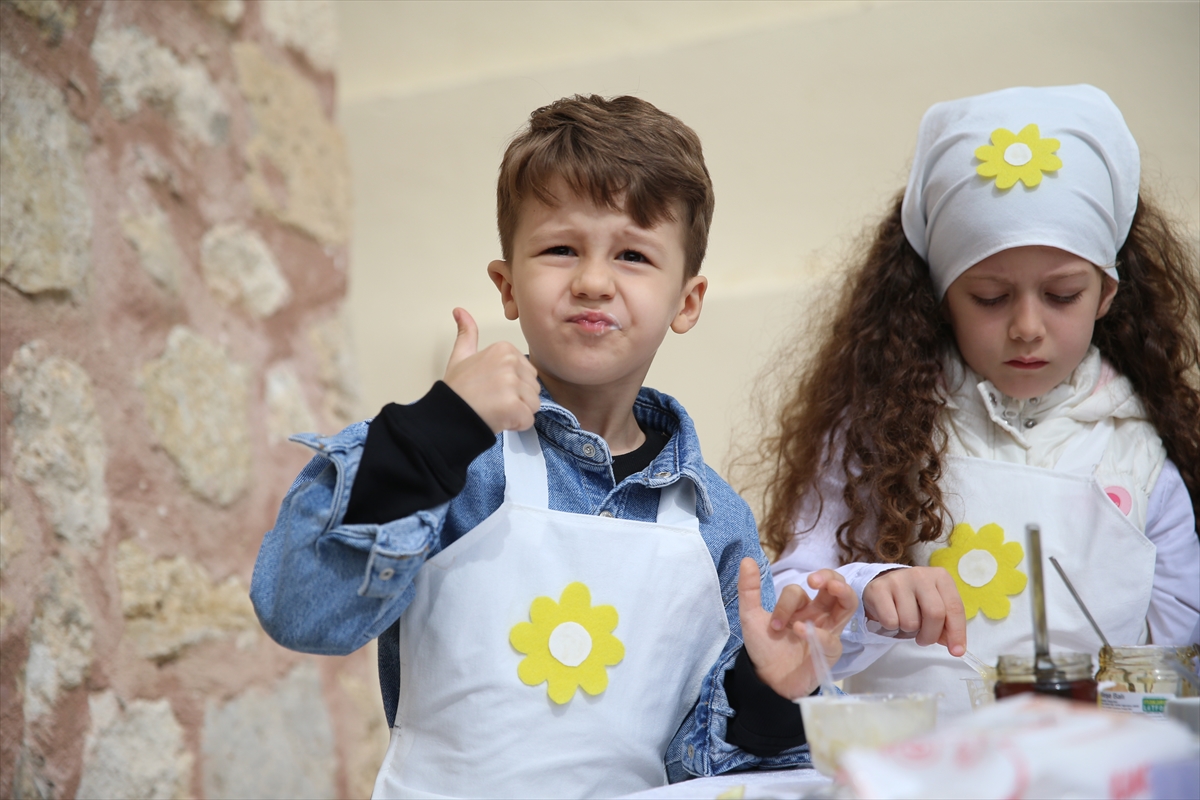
[448,308,479,365]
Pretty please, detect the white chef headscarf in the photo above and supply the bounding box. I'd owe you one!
[901,85,1139,299]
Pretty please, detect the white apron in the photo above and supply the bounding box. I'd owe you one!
[372,427,730,799]
[845,419,1156,717]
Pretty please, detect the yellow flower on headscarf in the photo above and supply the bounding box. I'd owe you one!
[930,523,1027,620]
[975,124,1062,189]
[510,582,624,704]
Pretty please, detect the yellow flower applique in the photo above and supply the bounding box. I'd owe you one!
[509,582,624,704]
[975,124,1062,189]
[929,523,1027,620]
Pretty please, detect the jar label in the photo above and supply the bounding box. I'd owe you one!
[1099,690,1175,716]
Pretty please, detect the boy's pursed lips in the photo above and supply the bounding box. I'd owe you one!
[566,311,621,334]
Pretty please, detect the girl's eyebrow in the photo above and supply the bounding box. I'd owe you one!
[960,274,1013,287]
[1043,267,1094,280]
[966,266,1094,284]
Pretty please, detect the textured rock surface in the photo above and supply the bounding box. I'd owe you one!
[77,691,193,800]
[3,342,110,550]
[23,557,94,721]
[91,10,230,146]
[121,198,185,294]
[198,0,245,26]
[11,748,55,800]
[140,327,252,506]
[337,666,390,800]
[127,142,183,196]
[10,0,76,46]
[116,539,257,662]
[0,479,23,574]
[0,4,365,794]
[265,362,318,444]
[308,314,363,430]
[200,223,291,318]
[260,0,337,72]
[0,479,23,630]
[0,51,92,296]
[233,42,350,245]
[202,662,337,800]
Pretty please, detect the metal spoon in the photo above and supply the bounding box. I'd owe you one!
[1026,524,1053,675]
[1049,555,1110,648]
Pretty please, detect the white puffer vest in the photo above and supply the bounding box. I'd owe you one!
[941,346,1166,531]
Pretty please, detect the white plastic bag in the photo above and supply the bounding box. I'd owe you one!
[841,694,1197,799]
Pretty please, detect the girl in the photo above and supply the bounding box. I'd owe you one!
[761,85,1200,716]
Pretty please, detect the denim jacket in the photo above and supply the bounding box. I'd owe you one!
[250,386,812,781]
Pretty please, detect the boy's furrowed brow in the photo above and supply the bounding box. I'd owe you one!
[523,222,579,247]
[524,219,668,249]
[619,222,675,251]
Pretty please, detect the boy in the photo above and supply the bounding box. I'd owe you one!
[251,95,856,798]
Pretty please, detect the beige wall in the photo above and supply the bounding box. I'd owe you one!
[338,0,1199,477]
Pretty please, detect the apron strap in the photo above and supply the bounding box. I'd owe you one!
[656,480,700,532]
[1054,417,1115,475]
[503,427,701,531]
[502,428,550,508]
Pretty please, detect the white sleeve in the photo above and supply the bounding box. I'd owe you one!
[1143,458,1200,646]
[768,461,909,681]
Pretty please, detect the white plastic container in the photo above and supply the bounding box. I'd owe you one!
[797,693,938,776]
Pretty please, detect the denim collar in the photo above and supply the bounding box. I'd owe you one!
[534,385,715,520]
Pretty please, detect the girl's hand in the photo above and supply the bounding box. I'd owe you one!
[443,308,541,433]
[863,567,967,655]
[736,558,858,700]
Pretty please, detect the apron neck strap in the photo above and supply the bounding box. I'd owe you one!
[503,428,550,508]
[656,480,700,531]
[504,428,702,530]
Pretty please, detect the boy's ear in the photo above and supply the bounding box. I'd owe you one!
[488,260,520,320]
[670,275,707,334]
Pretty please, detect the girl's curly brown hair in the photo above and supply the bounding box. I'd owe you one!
[754,192,1200,566]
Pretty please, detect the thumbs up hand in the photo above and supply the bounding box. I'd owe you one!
[443,308,541,433]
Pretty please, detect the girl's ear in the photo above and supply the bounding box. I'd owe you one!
[1095,273,1119,319]
[671,275,708,334]
[488,260,520,320]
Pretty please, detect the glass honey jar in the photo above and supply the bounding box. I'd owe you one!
[994,652,1098,703]
[1096,645,1199,717]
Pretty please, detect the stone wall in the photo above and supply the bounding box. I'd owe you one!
[0,2,385,797]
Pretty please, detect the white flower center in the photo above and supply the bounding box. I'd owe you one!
[958,549,999,588]
[1003,142,1033,167]
[548,621,592,667]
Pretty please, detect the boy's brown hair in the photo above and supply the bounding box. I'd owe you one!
[497,95,715,278]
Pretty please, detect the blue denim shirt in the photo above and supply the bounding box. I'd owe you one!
[251,386,812,781]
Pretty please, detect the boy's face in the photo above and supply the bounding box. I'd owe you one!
[488,181,706,399]
[943,246,1117,400]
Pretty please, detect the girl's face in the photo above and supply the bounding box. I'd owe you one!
[943,246,1118,400]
